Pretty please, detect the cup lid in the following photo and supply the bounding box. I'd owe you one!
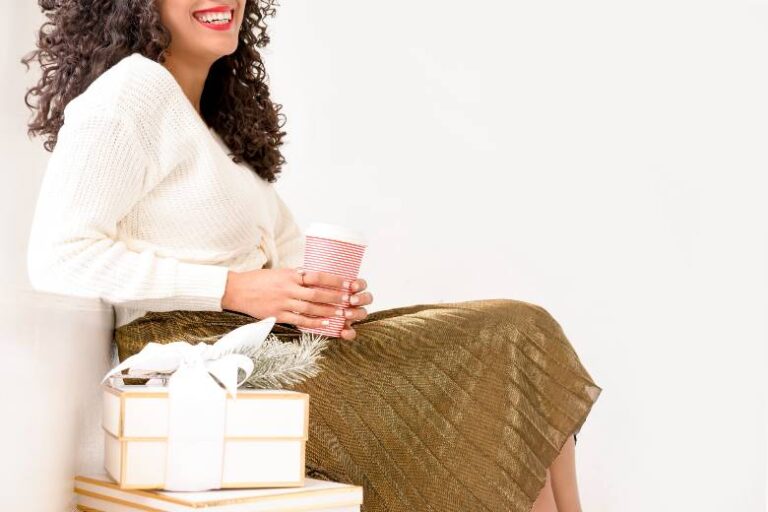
[305,222,367,246]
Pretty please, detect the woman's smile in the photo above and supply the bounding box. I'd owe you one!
[192,5,235,31]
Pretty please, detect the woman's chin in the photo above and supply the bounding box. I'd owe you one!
[197,42,239,61]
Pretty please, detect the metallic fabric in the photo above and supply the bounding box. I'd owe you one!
[113,298,602,512]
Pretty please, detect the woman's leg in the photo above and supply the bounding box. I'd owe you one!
[531,433,581,512]
[548,433,582,512]
[530,469,558,512]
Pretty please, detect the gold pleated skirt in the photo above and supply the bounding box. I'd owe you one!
[113,298,602,512]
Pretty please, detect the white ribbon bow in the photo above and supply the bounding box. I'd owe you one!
[101,316,278,491]
[102,316,277,397]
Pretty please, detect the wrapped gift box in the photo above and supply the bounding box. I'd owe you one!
[102,383,309,490]
[74,472,363,512]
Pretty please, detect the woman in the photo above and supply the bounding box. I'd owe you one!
[23,1,602,510]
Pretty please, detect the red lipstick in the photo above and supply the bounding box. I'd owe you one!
[193,5,235,32]
[193,5,232,14]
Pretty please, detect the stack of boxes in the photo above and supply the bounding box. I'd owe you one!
[73,382,363,511]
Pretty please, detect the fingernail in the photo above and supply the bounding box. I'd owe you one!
[350,295,359,305]
[342,294,350,302]
[321,319,329,326]
[335,309,344,316]
[342,281,351,289]
[351,282,359,291]
[344,310,353,318]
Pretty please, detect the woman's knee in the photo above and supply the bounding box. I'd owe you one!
[474,298,557,325]
[468,299,568,348]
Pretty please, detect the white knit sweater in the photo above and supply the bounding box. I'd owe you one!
[27,52,305,328]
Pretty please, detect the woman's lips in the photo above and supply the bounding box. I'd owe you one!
[193,8,235,31]
[193,5,232,14]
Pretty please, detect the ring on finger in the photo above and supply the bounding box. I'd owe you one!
[296,267,306,286]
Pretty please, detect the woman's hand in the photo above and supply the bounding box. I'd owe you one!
[338,277,372,340]
[220,268,373,341]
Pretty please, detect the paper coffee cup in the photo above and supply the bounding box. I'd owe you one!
[298,222,367,338]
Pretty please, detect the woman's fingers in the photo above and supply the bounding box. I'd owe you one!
[279,306,357,340]
[276,310,334,330]
[296,269,368,297]
[340,318,356,341]
[294,270,372,307]
[283,309,356,340]
[342,306,367,321]
[348,291,373,307]
[286,299,341,319]
[297,269,349,290]
[294,287,373,308]
[291,269,372,329]
[293,284,348,305]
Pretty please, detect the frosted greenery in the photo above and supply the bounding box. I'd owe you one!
[233,332,331,389]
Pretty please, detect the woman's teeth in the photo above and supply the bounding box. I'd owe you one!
[194,11,232,24]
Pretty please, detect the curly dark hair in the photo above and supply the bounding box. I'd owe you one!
[21,0,287,183]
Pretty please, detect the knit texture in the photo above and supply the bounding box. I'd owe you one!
[27,52,305,328]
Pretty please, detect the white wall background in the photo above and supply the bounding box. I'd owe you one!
[2,1,766,511]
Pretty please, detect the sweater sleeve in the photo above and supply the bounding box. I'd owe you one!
[272,188,305,270]
[26,112,230,311]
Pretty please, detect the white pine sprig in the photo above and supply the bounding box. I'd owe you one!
[228,332,331,389]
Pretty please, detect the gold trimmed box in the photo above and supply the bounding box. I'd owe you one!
[74,472,363,511]
[102,383,309,490]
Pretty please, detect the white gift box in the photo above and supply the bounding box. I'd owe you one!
[74,472,363,512]
[102,383,309,490]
